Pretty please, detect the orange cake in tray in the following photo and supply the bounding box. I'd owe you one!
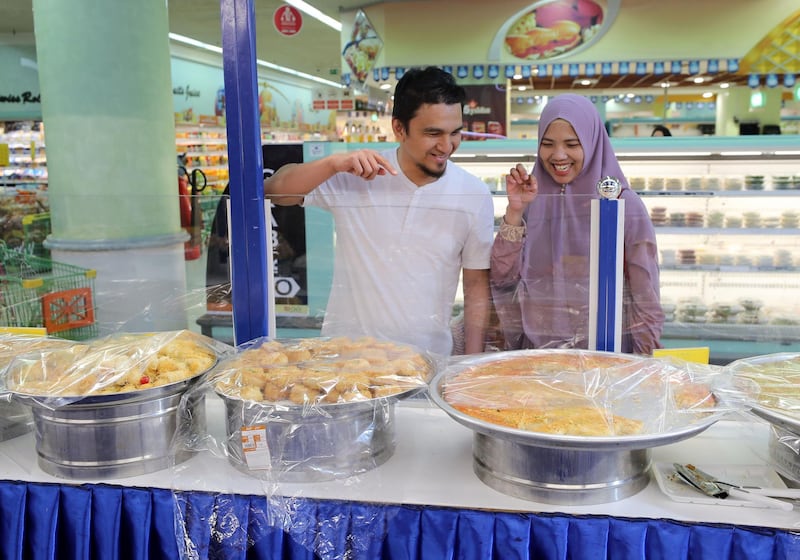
[441,350,718,437]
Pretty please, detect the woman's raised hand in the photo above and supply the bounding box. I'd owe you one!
[504,163,538,225]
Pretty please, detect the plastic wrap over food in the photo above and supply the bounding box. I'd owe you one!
[4,330,228,408]
[727,353,800,483]
[0,333,76,391]
[728,352,800,420]
[434,349,737,438]
[0,333,76,440]
[177,335,435,483]
[769,424,800,484]
[213,336,434,405]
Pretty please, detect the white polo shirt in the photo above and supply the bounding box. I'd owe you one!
[304,148,494,356]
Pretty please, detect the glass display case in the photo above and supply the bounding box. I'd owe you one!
[199,136,799,362]
[450,136,800,362]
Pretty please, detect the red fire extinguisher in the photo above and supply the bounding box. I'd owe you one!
[178,162,206,260]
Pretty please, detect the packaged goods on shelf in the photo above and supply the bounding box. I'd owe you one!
[0,121,47,188]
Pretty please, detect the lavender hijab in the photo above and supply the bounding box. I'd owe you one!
[494,94,663,353]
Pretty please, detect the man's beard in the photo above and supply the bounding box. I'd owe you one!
[416,160,446,180]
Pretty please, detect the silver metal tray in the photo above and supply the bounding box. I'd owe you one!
[430,350,721,452]
[749,404,800,434]
[728,352,800,433]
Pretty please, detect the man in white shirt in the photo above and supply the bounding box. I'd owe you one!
[264,67,494,357]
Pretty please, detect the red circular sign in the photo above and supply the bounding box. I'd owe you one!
[274,5,303,36]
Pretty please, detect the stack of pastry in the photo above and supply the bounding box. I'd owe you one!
[214,336,432,405]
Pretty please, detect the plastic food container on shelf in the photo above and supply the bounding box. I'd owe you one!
[210,336,436,482]
[5,330,222,479]
[429,349,733,505]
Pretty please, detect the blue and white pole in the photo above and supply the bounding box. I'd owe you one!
[589,177,625,352]
[220,0,272,344]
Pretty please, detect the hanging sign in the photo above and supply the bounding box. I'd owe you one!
[274,5,303,36]
[342,10,382,86]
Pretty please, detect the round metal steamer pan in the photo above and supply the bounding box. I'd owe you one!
[11,366,214,480]
[729,352,800,488]
[430,350,720,505]
[0,401,33,442]
[218,386,424,483]
[766,422,800,488]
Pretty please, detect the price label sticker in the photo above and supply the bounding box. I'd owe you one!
[653,347,710,364]
[241,425,272,470]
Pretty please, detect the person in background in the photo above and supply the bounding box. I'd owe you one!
[651,124,672,137]
[491,94,664,355]
[264,67,495,357]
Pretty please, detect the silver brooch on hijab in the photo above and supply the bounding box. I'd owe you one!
[597,176,622,199]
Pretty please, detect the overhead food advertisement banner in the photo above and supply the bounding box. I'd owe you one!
[342,10,383,86]
[489,0,620,62]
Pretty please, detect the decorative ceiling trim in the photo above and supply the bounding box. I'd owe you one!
[739,9,800,75]
[342,58,798,90]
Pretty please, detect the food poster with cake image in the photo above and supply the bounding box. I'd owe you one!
[342,10,383,86]
[488,0,619,62]
[462,85,507,141]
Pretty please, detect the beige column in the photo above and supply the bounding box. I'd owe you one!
[32,0,188,333]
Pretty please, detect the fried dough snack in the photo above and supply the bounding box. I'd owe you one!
[8,330,217,396]
[215,336,432,405]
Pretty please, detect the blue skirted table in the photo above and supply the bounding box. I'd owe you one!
[1,401,799,559]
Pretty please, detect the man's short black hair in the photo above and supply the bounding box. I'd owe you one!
[391,67,465,131]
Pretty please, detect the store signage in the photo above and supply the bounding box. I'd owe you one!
[0,91,40,104]
[172,85,201,99]
[264,144,309,315]
[274,5,303,36]
[206,144,309,317]
[462,85,507,140]
[312,98,354,111]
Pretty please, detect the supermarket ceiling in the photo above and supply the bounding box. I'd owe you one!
[1,1,794,94]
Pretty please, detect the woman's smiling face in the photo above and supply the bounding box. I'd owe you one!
[538,119,584,185]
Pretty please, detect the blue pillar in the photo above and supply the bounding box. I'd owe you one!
[220,0,270,344]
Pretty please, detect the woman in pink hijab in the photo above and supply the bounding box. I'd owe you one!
[491,94,664,354]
